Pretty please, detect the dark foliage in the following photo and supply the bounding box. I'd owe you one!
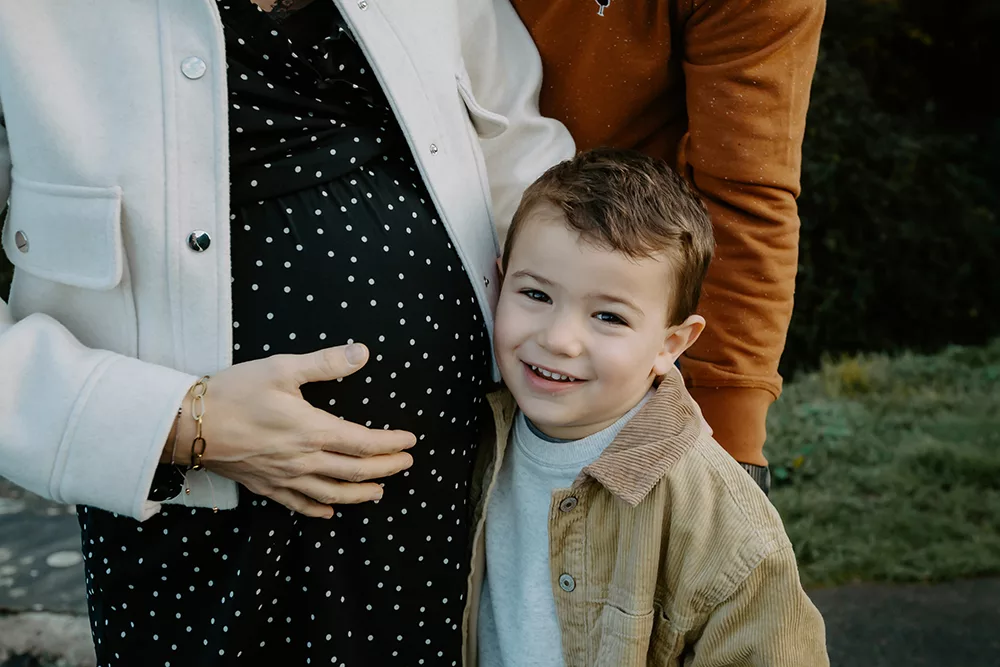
[781,0,1000,376]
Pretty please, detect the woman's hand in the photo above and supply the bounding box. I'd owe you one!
[169,343,415,518]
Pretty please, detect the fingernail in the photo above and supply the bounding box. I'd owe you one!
[346,343,366,365]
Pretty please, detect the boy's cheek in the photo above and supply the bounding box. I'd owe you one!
[492,299,517,363]
[493,291,521,337]
[593,341,655,385]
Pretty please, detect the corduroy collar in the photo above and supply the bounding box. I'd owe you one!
[577,368,705,506]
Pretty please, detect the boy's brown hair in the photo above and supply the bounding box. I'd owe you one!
[502,148,715,326]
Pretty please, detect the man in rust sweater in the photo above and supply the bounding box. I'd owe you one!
[510,0,825,491]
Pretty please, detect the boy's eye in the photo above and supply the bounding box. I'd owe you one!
[520,289,551,303]
[595,312,628,326]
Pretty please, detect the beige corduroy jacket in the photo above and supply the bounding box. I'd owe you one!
[462,370,829,666]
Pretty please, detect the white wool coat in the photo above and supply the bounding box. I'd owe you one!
[0,0,574,520]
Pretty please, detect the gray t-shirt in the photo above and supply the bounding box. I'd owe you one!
[477,393,651,667]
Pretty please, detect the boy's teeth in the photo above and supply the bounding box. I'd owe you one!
[529,365,576,382]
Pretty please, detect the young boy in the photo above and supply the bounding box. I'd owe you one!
[462,149,828,666]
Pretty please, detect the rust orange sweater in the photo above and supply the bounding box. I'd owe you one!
[511,0,825,465]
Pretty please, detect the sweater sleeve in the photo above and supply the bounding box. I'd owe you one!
[677,0,825,465]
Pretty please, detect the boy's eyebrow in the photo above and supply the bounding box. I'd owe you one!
[513,269,645,315]
[510,269,553,285]
[588,291,643,315]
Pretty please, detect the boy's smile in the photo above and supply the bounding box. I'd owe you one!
[495,204,701,440]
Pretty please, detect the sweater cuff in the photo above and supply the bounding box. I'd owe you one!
[686,386,774,466]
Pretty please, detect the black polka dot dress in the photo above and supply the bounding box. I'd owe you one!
[76,2,491,665]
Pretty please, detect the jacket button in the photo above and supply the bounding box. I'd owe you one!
[429,144,439,155]
[181,56,207,80]
[558,497,578,512]
[357,0,368,8]
[558,573,576,593]
[14,230,29,253]
[187,230,212,252]
[483,276,490,287]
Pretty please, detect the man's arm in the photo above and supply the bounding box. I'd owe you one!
[678,0,825,465]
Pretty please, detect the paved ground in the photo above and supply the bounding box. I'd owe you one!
[0,481,86,616]
[2,479,998,666]
[0,480,90,667]
[810,579,1000,667]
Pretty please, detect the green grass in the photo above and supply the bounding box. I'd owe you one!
[767,339,1000,588]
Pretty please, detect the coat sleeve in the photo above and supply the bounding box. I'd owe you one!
[457,0,576,245]
[0,97,198,521]
[688,546,829,667]
[677,0,825,465]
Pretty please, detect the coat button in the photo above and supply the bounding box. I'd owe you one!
[14,230,29,253]
[558,573,576,593]
[483,276,491,287]
[558,497,578,512]
[429,144,439,155]
[181,56,207,80]
[357,0,368,8]
[187,230,212,252]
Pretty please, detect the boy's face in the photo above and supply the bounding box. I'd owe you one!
[494,204,703,440]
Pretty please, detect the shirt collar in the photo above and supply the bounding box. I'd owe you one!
[578,368,706,506]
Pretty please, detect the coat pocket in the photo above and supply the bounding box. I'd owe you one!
[595,605,656,667]
[455,66,509,140]
[454,63,507,235]
[649,605,685,666]
[3,176,124,290]
[2,174,138,356]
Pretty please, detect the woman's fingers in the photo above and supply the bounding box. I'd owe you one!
[310,415,417,456]
[299,450,413,483]
[285,475,387,506]
[194,345,419,517]
[266,487,336,519]
[279,343,370,387]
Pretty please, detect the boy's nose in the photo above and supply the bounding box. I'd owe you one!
[538,313,584,358]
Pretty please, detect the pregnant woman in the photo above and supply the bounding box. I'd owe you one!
[0,0,573,664]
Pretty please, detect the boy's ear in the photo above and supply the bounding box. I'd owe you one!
[651,314,706,376]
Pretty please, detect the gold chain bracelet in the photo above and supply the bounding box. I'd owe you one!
[188,375,210,472]
[181,375,218,511]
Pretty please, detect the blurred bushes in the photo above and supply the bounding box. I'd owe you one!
[781,0,1000,376]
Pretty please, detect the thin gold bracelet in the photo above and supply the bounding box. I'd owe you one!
[169,407,183,466]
